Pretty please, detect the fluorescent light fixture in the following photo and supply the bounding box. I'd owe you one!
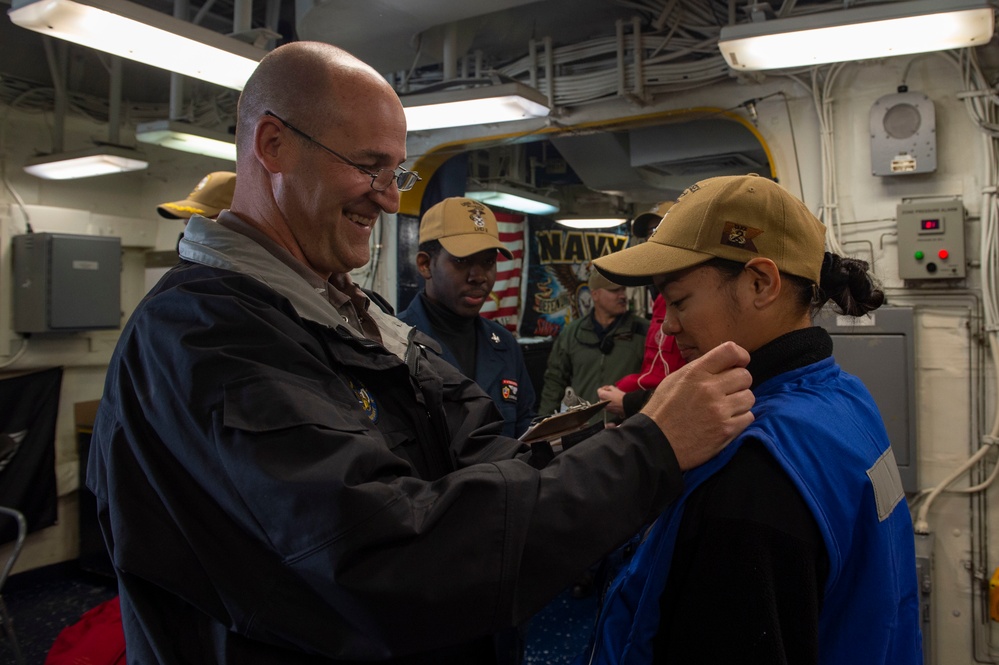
[402,82,551,131]
[718,0,995,71]
[555,216,628,229]
[466,184,560,216]
[136,120,236,161]
[8,0,265,90]
[24,145,148,179]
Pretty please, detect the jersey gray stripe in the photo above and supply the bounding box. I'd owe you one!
[867,447,905,522]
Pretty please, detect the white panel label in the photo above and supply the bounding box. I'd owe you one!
[835,313,875,327]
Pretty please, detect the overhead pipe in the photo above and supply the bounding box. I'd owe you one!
[192,0,219,26]
[108,56,123,144]
[653,0,680,32]
[543,36,554,111]
[528,39,538,89]
[264,0,281,50]
[170,0,190,121]
[615,19,646,106]
[233,0,252,35]
[615,19,626,99]
[41,38,69,153]
[632,16,644,101]
[442,21,458,82]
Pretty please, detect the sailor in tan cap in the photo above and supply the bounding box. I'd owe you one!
[398,197,535,439]
[583,174,920,664]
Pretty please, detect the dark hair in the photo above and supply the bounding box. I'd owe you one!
[702,253,884,318]
[813,252,885,317]
[418,239,444,259]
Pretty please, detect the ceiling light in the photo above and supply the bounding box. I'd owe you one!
[718,0,995,71]
[8,0,265,90]
[555,216,628,229]
[402,82,550,132]
[136,120,236,161]
[24,145,148,179]
[466,184,560,216]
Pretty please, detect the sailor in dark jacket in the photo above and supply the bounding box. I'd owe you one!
[86,42,756,665]
[399,197,536,438]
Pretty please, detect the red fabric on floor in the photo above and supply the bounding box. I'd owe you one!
[45,595,125,665]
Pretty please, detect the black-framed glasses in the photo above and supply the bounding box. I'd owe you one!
[263,110,421,192]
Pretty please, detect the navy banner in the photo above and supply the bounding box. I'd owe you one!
[520,218,629,338]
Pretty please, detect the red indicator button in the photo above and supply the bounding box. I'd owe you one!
[938,249,950,260]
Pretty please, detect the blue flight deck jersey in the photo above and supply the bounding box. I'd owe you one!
[585,356,922,665]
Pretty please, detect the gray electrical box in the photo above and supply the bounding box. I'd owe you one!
[13,233,122,333]
[896,199,966,280]
[817,306,917,493]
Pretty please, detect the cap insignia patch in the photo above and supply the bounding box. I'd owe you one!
[461,200,489,232]
[720,222,762,253]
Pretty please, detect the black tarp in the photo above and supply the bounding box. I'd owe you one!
[0,366,62,543]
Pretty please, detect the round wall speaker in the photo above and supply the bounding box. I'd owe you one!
[883,103,922,140]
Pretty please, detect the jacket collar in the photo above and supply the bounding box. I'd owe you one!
[178,213,415,360]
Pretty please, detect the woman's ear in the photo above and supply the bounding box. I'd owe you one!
[743,258,781,308]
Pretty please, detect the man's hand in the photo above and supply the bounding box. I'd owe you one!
[639,341,754,470]
[597,385,626,418]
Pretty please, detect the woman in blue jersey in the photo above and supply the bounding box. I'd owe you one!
[583,173,922,665]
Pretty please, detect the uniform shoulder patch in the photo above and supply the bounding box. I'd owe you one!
[501,379,519,402]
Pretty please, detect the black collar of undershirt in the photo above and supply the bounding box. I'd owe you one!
[745,326,833,390]
[419,292,477,335]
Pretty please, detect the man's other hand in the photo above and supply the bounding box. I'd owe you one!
[639,341,754,470]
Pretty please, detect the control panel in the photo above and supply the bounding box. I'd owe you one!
[896,199,966,280]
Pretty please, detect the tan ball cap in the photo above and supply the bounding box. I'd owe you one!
[419,197,514,260]
[593,174,826,286]
[630,200,675,239]
[587,270,625,292]
[157,171,236,220]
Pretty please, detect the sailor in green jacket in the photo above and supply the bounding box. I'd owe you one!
[539,271,649,416]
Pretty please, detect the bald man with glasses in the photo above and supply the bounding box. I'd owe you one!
[87,41,755,665]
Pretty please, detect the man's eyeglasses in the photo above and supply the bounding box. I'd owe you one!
[263,110,421,192]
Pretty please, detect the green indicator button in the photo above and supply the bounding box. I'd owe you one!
[914,251,925,260]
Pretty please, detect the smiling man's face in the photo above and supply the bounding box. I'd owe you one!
[266,74,409,279]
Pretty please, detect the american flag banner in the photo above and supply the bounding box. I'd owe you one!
[480,211,525,333]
